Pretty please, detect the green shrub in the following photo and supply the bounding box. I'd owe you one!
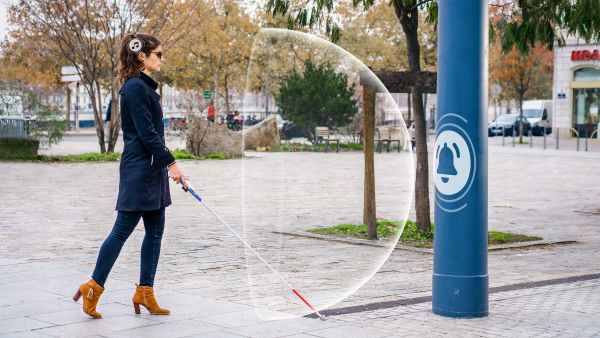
[207,152,227,159]
[172,148,198,160]
[0,138,40,160]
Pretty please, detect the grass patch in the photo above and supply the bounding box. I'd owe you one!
[59,152,122,162]
[257,142,378,152]
[207,152,227,159]
[488,231,541,245]
[1,148,242,162]
[308,220,541,248]
[172,148,198,160]
[509,141,530,145]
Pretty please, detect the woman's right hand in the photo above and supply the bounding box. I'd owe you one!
[169,163,187,189]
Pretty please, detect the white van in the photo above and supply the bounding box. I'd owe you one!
[522,100,552,136]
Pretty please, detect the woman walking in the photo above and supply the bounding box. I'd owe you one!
[73,33,187,318]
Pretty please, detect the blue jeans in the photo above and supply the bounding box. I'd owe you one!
[92,208,165,288]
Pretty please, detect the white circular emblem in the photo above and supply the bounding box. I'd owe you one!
[434,130,471,196]
[129,38,143,53]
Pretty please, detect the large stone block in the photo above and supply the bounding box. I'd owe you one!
[242,115,280,150]
[185,115,243,158]
[386,126,408,149]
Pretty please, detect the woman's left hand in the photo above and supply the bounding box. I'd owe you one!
[169,163,187,189]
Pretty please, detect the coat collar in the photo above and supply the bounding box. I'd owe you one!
[139,71,158,90]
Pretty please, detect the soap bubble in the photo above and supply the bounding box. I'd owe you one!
[241,29,414,319]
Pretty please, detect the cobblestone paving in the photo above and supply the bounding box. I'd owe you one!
[1,144,599,336]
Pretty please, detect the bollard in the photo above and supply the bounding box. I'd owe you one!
[586,129,588,152]
[556,128,559,150]
[544,126,546,149]
[530,127,532,148]
[577,126,580,152]
[512,125,515,147]
[434,0,488,318]
[502,127,505,146]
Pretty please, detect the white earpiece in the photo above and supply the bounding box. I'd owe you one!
[141,53,146,58]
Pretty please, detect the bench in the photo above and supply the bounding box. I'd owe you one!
[375,127,401,153]
[314,127,340,153]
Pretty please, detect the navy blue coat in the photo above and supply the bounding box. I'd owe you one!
[116,72,176,211]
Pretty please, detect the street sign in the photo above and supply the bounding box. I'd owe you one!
[62,75,81,82]
[62,66,79,75]
[203,91,215,99]
[491,84,502,98]
[558,93,566,99]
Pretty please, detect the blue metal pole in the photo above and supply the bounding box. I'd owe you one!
[433,0,488,318]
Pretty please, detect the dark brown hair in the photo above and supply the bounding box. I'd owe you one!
[119,33,161,84]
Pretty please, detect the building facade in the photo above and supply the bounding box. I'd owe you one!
[553,37,600,139]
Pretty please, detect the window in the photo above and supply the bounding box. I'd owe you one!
[496,115,516,123]
[522,109,542,118]
[573,67,600,82]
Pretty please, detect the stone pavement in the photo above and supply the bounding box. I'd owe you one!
[1,144,599,336]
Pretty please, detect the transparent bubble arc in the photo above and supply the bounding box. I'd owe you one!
[241,28,415,320]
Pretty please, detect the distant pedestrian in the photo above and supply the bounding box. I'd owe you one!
[207,104,215,122]
[74,33,186,319]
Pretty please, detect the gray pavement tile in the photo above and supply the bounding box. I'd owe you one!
[0,269,82,285]
[0,331,55,338]
[0,291,62,308]
[224,317,339,338]
[140,298,254,323]
[306,326,388,338]
[0,299,80,321]
[101,319,223,338]
[0,317,55,335]
[194,308,287,328]
[33,315,158,338]
[0,258,27,266]
[183,332,249,338]
[29,303,132,326]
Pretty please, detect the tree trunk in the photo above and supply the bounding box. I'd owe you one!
[159,83,163,107]
[363,85,377,240]
[213,70,220,123]
[412,86,431,231]
[519,93,524,143]
[224,75,230,116]
[107,72,120,153]
[90,80,106,153]
[394,0,431,232]
[65,84,71,131]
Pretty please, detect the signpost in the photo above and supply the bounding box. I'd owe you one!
[203,91,215,100]
[491,84,502,120]
[61,66,82,131]
[433,0,488,318]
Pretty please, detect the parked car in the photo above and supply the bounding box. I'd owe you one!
[522,100,552,136]
[488,114,531,137]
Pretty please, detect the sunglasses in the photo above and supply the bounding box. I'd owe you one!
[149,51,164,59]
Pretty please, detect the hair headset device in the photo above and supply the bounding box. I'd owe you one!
[127,34,146,71]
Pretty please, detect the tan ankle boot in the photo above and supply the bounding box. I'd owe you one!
[132,284,170,315]
[73,278,104,318]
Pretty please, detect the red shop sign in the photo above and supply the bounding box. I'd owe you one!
[572,50,600,61]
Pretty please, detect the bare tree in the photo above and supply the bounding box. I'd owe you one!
[9,0,203,153]
[98,0,203,153]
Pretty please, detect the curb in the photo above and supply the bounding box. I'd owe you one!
[273,231,577,254]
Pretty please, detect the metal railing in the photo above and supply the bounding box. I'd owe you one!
[0,116,28,138]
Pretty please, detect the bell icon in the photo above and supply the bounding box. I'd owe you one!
[437,143,458,183]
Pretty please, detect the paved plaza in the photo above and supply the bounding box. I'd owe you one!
[1,141,599,337]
